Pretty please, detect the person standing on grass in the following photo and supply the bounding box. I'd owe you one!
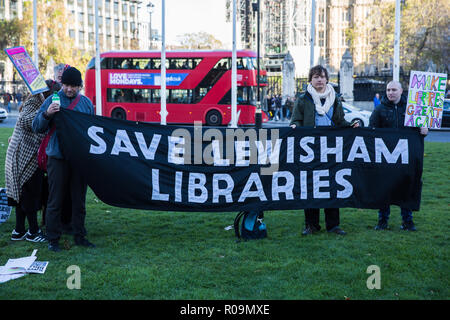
[51,63,74,235]
[5,80,61,243]
[40,63,74,235]
[290,65,360,236]
[32,67,95,252]
[369,80,428,231]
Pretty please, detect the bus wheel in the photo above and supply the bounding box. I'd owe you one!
[205,110,222,126]
[111,108,126,120]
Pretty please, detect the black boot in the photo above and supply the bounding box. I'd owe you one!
[74,236,96,248]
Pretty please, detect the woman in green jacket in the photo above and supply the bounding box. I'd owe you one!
[290,65,359,236]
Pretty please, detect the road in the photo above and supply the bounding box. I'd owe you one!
[1,113,449,143]
[0,113,19,129]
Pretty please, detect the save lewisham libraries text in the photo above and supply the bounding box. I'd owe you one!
[85,125,413,205]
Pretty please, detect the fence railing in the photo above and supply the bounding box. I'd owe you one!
[266,73,414,101]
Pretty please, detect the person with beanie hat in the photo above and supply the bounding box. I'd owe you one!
[50,63,75,234]
[61,66,83,87]
[32,66,96,252]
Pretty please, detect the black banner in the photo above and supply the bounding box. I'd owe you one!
[55,109,424,212]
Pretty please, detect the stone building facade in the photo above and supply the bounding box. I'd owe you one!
[228,0,393,77]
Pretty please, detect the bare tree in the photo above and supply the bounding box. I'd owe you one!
[175,32,223,50]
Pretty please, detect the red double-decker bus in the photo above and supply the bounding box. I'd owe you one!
[84,50,268,125]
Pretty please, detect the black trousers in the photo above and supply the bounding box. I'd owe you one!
[46,157,87,242]
[13,169,44,234]
[304,208,340,231]
[41,175,73,227]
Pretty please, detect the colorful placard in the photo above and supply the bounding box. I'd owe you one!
[404,70,447,129]
[4,46,48,95]
[0,188,11,224]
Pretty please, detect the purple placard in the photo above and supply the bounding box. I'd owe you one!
[4,46,48,95]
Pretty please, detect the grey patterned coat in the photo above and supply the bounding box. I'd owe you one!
[5,94,46,202]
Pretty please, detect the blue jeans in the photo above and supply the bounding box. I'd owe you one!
[274,108,281,120]
[285,108,291,120]
[378,206,413,222]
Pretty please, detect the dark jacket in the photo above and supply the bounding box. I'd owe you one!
[369,94,407,128]
[32,89,94,159]
[290,91,350,127]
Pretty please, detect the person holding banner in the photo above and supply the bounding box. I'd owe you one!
[5,80,61,243]
[32,67,95,252]
[290,65,359,236]
[50,62,74,235]
[369,80,428,231]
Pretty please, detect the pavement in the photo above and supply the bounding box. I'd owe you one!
[7,110,18,117]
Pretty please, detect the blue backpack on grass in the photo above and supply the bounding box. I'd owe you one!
[234,211,267,241]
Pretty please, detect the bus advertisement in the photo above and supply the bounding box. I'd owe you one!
[84,50,269,126]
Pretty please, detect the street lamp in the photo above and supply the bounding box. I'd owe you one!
[33,0,38,67]
[252,0,262,128]
[393,0,401,81]
[310,0,316,68]
[147,2,155,49]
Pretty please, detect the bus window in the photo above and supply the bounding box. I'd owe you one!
[245,57,256,70]
[173,59,185,69]
[192,58,202,69]
[237,58,245,69]
[237,87,244,103]
[219,87,257,106]
[244,87,257,105]
[112,58,124,69]
[184,90,194,103]
[152,89,161,103]
[107,88,132,102]
[108,88,153,103]
[144,59,152,69]
[122,59,131,69]
[169,90,178,103]
[170,89,193,104]
[168,59,176,69]
[214,58,229,70]
[108,88,123,102]
[132,59,148,69]
[140,88,151,102]
[122,58,141,69]
[152,59,161,69]
[133,89,145,103]
[144,59,157,69]
[193,87,208,103]
[87,57,113,69]
[180,59,190,69]
[231,57,255,70]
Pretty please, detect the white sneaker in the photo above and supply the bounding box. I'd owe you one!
[11,229,26,241]
[25,230,47,243]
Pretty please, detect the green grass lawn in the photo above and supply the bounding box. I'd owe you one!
[0,127,448,300]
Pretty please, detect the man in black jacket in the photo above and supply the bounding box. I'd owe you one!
[369,80,428,231]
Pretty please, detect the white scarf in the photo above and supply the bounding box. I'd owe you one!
[307,83,335,116]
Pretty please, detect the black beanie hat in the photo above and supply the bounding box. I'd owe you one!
[61,67,82,86]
